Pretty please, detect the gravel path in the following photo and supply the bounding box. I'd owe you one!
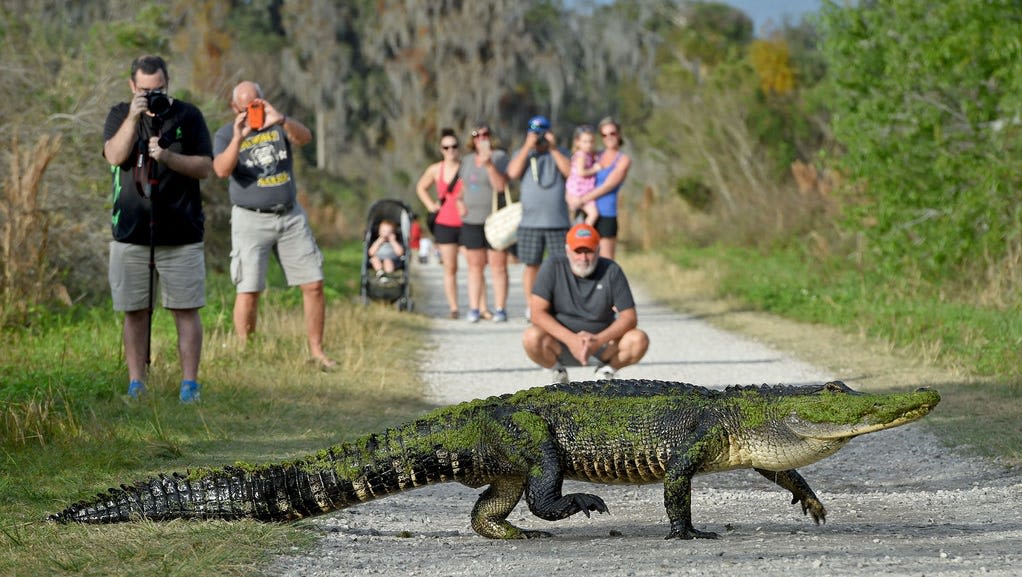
[271,254,1021,576]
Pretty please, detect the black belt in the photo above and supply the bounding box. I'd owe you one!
[239,202,293,215]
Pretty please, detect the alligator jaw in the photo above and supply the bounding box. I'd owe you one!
[787,395,940,441]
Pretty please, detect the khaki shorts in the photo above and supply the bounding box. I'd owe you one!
[230,204,324,293]
[109,241,206,312]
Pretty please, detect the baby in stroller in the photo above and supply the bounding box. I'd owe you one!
[368,219,404,282]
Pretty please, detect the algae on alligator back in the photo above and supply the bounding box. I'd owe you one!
[50,380,939,540]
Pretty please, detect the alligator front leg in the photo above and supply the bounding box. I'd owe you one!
[664,454,718,540]
[755,468,827,524]
[516,413,609,524]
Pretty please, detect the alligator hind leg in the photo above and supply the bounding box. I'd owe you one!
[755,468,827,524]
[471,477,550,539]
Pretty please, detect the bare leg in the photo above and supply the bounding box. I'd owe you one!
[600,237,617,260]
[466,247,487,312]
[522,325,562,368]
[300,280,334,367]
[488,249,509,311]
[604,328,649,369]
[522,264,540,317]
[123,309,150,383]
[233,291,261,345]
[170,308,203,382]
[438,242,460,315]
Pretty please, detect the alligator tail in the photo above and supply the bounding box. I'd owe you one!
[49,424,472,524]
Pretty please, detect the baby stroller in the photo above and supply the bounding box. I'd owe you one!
[360,198,414,311]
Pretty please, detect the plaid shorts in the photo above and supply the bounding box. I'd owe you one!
[516,227,569,265]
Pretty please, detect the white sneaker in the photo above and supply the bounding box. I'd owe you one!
[550,367,569,384]
[594,364,615,381]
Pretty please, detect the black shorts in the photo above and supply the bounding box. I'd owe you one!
[460,223,490,250]
[594,216,618,239]
[433,223,461,245]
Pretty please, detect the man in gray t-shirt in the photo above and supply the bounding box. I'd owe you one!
[506,115,572,318]
[522,223,649,383]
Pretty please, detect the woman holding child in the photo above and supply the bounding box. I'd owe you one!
[568,117,631,259]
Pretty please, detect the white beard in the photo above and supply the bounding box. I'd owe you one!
[570,258,598,278]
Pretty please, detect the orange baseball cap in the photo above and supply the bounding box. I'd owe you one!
[566,223,601,252]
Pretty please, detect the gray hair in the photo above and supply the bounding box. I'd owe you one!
[231,82,264,104]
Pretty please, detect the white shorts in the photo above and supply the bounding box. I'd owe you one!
[109,241,206,312]
[230,204,324,293]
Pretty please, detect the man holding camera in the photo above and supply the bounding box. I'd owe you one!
[102,55,214,403]
[506,115,572,320]
[212,81,335,370]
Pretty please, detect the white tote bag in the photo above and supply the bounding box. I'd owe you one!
[484,202,521,251]
[484,185,521,251]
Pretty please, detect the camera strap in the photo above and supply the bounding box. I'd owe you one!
[133,117,162,199]
[133,145,158,199]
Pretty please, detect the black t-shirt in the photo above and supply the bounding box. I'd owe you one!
[531,255,636,334]
[103,100,212,245]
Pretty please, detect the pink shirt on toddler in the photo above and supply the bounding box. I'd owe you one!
[566,150,597,200]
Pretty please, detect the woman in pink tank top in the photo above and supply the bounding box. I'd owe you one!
[416,128,464,318]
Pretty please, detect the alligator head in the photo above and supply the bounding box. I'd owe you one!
[782,381,941,439]
[725,381,941,472]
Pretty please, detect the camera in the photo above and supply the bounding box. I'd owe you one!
[145,89,171,118]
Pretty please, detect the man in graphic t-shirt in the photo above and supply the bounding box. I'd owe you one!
[212,80,335,370]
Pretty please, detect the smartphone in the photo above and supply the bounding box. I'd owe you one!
[247,101,265,131]
[477,137,491,156]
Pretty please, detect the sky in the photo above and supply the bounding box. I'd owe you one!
[723,0,823,32]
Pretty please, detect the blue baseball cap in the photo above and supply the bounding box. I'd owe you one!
[528,115,551,134]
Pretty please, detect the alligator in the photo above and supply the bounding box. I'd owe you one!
[49,380,939,540]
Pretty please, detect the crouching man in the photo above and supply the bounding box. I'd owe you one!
[522,223,649,383]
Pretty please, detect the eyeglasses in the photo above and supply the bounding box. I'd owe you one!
[472,130,490,138]
[441,144,459,150]
[601,131,618,138]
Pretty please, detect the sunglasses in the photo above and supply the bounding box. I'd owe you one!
[601,131,618,138]
[472,129,490,138]
[440,144,459,150]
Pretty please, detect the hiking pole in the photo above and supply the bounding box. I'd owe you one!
[137,117,162,369]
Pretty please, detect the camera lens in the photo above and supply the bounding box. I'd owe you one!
[146,90,171,117]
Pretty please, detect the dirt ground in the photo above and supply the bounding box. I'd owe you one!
[268,254,1021,577]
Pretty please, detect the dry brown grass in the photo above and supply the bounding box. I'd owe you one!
[0,133,64,325]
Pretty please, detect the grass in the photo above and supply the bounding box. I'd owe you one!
[621,247,1022,467]
[0,241,434,577]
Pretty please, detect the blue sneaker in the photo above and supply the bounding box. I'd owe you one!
[179,380,201,403]
[492,308,507,323]
[127,379,147,400]
[466,309,481,323]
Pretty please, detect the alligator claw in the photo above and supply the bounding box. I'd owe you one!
[792,495,826,524]
[571,493,609,518]
[666,524,719,540]
[522,530,554,539]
